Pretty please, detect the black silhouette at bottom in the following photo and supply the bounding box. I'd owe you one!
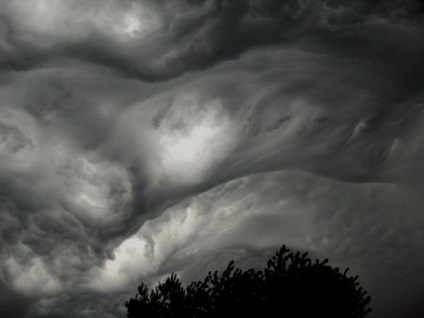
[126,245,372,317]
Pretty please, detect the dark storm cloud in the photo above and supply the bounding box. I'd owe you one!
[150,47,424,186]
[1,1,424,318]
[1,0,307,79]
[0,280,32,318]
[1,0,423,82]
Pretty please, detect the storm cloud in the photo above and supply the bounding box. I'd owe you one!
[1,1,424,317]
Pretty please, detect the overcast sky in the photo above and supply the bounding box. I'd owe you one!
[1,1,424,317]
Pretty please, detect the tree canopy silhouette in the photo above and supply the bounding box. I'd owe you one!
[125,245,372,317]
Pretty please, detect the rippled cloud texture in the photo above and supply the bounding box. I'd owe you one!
[1,1,424,317]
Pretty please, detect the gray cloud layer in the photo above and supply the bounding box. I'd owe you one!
[1,1,424,317]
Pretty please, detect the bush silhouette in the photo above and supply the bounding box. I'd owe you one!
[126,245,372,317]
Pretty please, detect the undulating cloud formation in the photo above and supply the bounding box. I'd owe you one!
[1,1,424,317]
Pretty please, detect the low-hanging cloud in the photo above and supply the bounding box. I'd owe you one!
[1,1,424,317]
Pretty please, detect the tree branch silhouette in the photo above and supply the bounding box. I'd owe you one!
[126,245,372,317]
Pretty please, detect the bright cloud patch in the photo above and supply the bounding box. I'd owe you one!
[6,256,61,296]
[155,94,236,184]
[6,0,162,42]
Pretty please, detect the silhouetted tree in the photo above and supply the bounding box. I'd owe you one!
[126,245,372,317]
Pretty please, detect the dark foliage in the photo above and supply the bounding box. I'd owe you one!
[126,245,372,317]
